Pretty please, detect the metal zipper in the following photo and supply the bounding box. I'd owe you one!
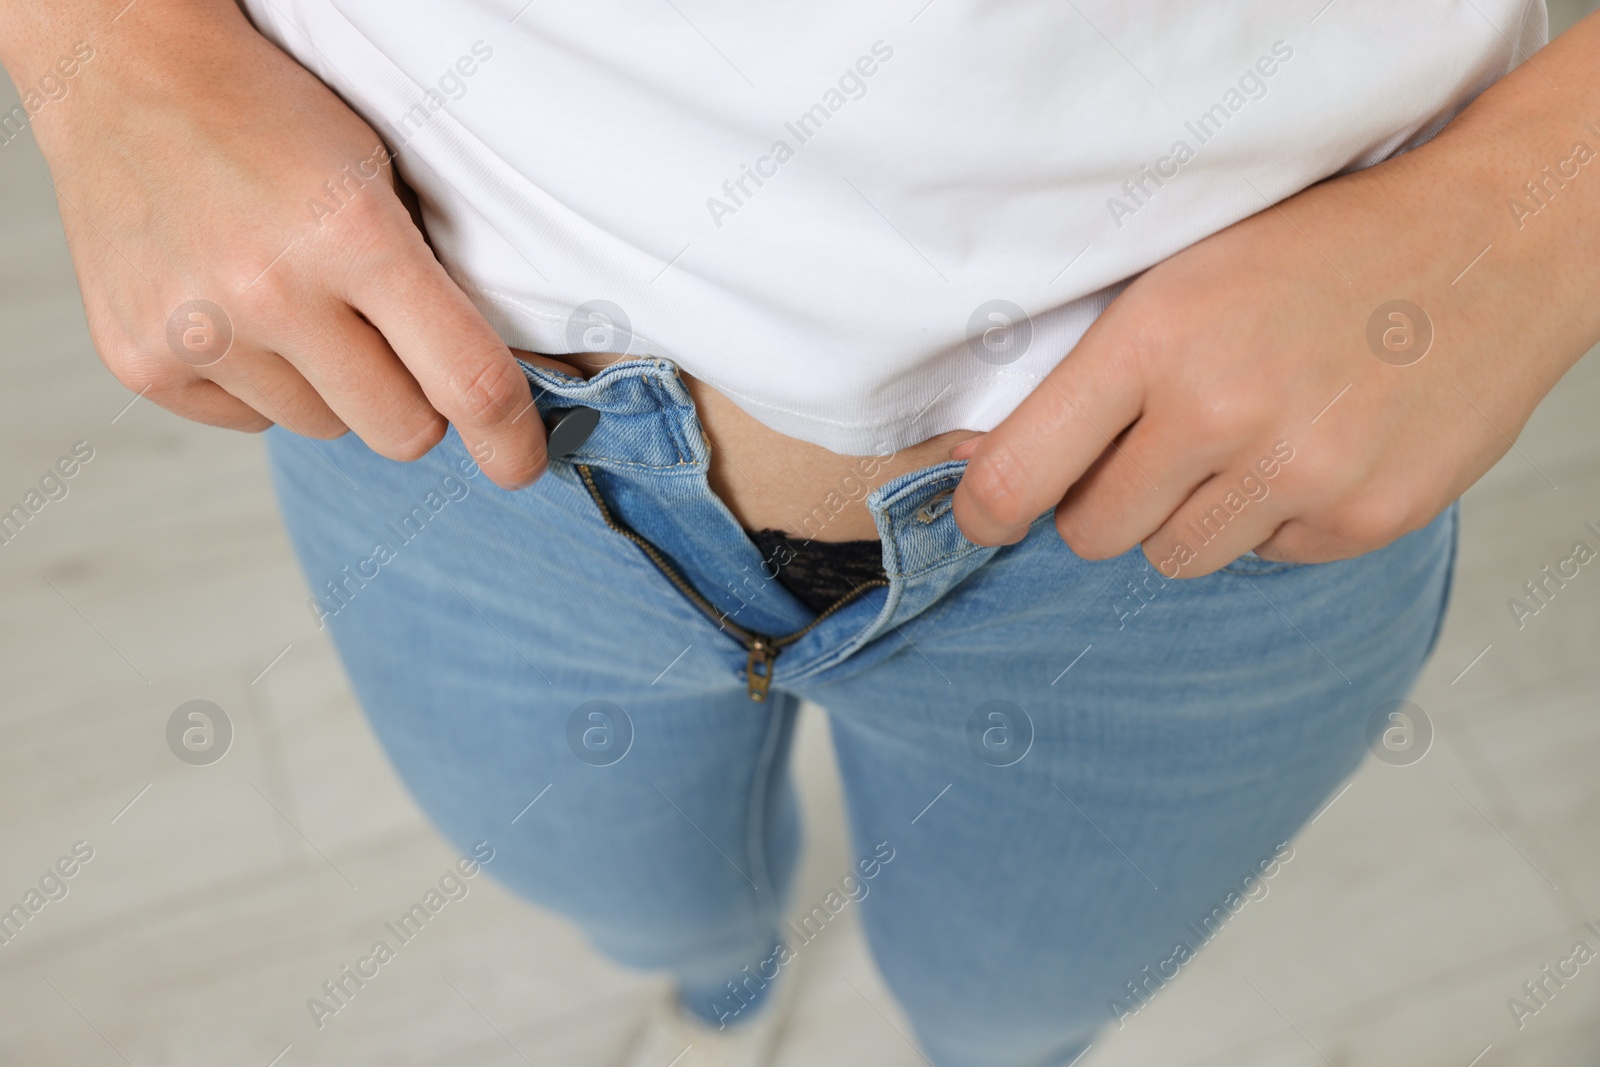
[577,464,888,701]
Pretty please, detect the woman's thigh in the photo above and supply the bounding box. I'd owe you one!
[265,423,803,979]
[806,507,1457,1067]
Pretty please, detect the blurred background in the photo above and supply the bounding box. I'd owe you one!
[4,3,1600,1065]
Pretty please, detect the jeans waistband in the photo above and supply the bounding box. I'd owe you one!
[519,356,1012,681]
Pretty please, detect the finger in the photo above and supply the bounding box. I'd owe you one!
[152,378,275,433]
[952,346,1144,546]
[1252,496,1425,566]
[1052,417,1223,561]
[1250,519,1334,564]
[272,303,448,460]
[343,238,544,489]
[1141,469,1288,579]
[201,346,349,440]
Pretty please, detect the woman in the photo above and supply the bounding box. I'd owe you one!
[4,1,1594,1063]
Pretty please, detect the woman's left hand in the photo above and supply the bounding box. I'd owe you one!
[950,22,1600,577]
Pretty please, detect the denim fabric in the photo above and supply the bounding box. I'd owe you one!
[266,356,1457,1067]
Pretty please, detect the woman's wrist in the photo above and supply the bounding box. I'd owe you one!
[7,0,309,195]
[1403,12,1600,391]
[1,0,258,152]
[1,0,227,74]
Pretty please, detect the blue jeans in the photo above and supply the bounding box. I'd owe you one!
[267,356,1456,1067]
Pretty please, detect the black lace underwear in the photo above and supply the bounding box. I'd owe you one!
[744,528,887,615]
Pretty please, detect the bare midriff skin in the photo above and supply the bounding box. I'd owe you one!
[522,350,981,542]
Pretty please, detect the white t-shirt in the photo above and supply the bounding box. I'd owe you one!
[240,1,1546,455]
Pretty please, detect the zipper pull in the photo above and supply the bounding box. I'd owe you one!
[746,637,777,702]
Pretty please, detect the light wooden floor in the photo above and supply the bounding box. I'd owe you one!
[4,12,1600,1064]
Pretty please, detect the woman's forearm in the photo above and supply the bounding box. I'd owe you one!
[0,0,259,165]
[0,0,241,78]
[1355,10,1600,398]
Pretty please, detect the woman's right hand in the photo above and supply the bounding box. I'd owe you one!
[4,0,549,488]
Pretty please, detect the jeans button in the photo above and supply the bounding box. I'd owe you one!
[544,406,601,460]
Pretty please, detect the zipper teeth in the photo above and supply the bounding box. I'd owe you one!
[576,463,887,650]
[771,577,888,649]
[577,464,759,645]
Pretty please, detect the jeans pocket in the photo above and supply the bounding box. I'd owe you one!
[1220,549,1308,576]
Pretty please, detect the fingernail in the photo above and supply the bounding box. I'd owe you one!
[508,458,549,491]
[949,436,982,462]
